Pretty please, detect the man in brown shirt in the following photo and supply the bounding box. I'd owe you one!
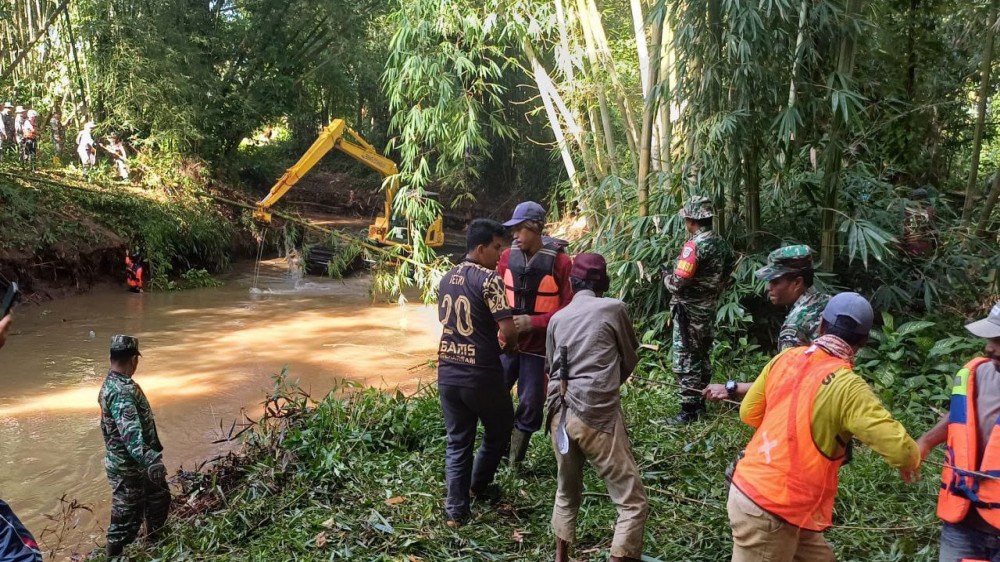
[546,253,647,562]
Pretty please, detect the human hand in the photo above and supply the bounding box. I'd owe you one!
[899,466,921,485]
[0,314,11,350]
[513,315,533,335]
[702,384,729,402]
[917,437,934,461]
[147,462,167,482]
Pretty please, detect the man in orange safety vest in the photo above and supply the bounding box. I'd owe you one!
[918,302,1000,562]
[728,292,921,561]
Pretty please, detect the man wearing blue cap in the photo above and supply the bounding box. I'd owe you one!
[497,201,573,471]
[727,293,920,560]
[917,302,1000,561]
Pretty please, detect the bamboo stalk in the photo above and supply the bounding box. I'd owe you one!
[963,0,999,226]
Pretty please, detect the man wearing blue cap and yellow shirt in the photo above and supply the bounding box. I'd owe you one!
[705,245,830,403]
[497,201,573,471]
[727,293,920,560]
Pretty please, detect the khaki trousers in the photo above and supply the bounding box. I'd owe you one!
[727,485,836,562]
[550,408,648,559]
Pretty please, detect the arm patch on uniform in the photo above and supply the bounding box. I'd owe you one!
[673,241,698,279]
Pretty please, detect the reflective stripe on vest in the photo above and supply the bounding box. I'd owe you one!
[731,346,850,531]
[937,357,1000,528]
[503,244,561,315]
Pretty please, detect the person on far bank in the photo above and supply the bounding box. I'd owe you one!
[661,195,734,424]
[497,201,573,471]
[100,335,170,556]
[20,111,38,170]
[13,106,25,157]
[437,219,518,527]
[76,121,97,171]
[916,302,1000,562]
[546,253,647,562]
[728,293,921,561]
[704,245,829,403]
[0,103,14,159]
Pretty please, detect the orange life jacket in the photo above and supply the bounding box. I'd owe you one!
[126,256,143,290]
[503,240,565,315]
[938,357,1000,529]
[731,346,850,531]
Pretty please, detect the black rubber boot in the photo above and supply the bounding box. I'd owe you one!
[663,401,705,426]
[106,541,125,558]
[509,429,531,472]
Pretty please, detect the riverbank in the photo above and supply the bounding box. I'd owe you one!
[0,168,244,297]
[86,328,971,561]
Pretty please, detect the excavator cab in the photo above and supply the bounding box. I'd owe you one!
[254,119,444,249]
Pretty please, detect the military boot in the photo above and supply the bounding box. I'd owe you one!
[662,401,704,426]
[509,429,531,472]
[106,541,125,558]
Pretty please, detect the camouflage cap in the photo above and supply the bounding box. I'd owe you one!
[110,335,141,356]
[678,196,714,219]
[755,244,815,281]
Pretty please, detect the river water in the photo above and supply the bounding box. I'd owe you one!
[0,259,441,556]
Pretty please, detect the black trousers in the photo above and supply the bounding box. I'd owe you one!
[439,381,513,520]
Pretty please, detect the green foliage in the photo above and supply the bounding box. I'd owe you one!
[858,313,982,425]
[97,339,978,561]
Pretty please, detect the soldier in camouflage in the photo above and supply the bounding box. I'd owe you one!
[704,245,830,402]
[99,335,170,557]
[662,196,735,424]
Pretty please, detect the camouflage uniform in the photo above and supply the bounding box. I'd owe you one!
[99,336,170,554]
[663,197,734,409]
[755,245,830,350]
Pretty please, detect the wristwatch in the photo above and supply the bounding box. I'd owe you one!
[725,380,738,400]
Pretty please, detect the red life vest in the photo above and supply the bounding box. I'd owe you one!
[938,357,1000,529]
[731,346,851,531]
[502,240,565,315]
[126,256,143,290]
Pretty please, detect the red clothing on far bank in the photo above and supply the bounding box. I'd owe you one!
[497,247,573,355]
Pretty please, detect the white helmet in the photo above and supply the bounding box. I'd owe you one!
[26,110,38,119]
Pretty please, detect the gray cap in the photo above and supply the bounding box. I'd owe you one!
[821,292,874,335]
[110,334,141,356]
[966,302,1000,339]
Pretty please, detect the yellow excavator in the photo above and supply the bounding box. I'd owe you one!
[253,119,444,249]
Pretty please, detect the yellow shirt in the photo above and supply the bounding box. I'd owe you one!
[740,348,920,469]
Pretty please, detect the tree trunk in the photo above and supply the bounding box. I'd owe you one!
[523,40,579,191]
[963,0,999,226]
[638,11,664,217]
[978,168,1000,234]
[659,21,673,184]
[745,146,761,249]
[0,0,70,83]
[631,0,650,94]
[819,0,862,272]
[584,0,638,163]
[576,0,617,176]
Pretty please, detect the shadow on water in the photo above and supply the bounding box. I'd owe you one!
[0,259,442,557]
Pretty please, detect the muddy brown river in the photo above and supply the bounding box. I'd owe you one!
[0,259,441,557]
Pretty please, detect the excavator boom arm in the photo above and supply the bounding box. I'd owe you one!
[253,119,399,221]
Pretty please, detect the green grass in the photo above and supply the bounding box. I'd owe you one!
[99,354,947,562]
